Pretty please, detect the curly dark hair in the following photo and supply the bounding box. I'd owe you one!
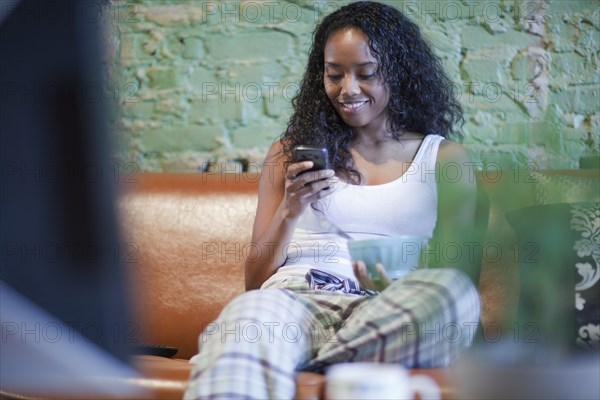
[280,0,463,183]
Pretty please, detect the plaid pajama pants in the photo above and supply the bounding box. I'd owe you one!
[184,268,480,399]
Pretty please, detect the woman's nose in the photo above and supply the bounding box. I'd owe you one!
[341,76,360,96]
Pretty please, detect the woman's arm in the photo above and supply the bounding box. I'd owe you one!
[244,141,335,290]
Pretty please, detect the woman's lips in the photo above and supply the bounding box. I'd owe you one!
[339,100,368,113]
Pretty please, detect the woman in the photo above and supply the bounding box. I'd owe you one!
[185,2,480,399]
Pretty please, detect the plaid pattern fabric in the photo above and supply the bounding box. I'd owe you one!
[184,269,480,400]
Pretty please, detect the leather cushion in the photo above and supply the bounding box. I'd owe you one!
[118,174,258,359]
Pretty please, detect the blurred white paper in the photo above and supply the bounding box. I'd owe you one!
[0,281,147,398]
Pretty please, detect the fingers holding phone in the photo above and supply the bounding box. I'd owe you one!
[283,146,336,215]
[291,146,336,188]
[285,160,325,180]
[293,146,331,171]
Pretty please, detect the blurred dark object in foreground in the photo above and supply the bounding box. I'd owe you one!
[1,0,138,394]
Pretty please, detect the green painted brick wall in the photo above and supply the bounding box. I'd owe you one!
[105,0,600,172]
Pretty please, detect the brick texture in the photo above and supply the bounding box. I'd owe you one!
[107,0,600,172]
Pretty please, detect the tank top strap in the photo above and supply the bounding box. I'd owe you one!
[412,134,445,170]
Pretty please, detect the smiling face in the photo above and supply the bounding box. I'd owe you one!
[323,28,390,135]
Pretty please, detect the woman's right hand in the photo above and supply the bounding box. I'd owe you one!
[245,142,336,290]
[283,161,336,220]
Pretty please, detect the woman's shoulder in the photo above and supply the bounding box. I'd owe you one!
[437,138,472,165]
[435,139,476,187]
[263,139,289,167]
[260,140,290,185]
[266,139,284,158]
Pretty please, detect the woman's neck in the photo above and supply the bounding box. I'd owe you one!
[352,128,421,147]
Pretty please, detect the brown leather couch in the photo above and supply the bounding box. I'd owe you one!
[5,169,594,400]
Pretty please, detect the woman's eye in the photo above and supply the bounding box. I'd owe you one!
[360,74,375,80]
[327,74,342,81]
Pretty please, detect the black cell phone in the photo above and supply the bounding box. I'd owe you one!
[292,146,331,173]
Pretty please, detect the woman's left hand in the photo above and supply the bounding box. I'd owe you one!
[352,260,392,292]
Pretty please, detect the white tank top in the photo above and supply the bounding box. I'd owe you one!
[261,134,444,288]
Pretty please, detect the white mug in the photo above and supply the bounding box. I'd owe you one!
[325,362,441,400]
